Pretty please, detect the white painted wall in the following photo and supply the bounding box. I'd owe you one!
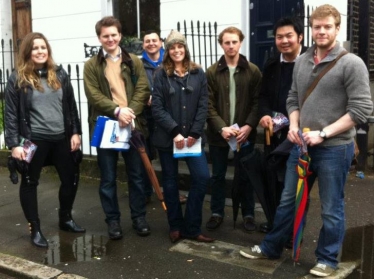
[31,0,113,154]
[0,0,351,152]
[0,0,12,147]
[0,0,13,72]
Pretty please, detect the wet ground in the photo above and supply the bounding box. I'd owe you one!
[0,165,374,279]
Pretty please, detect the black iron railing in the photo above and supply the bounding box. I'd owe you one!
[176,20,218,71]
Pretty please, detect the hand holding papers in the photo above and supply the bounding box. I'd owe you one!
[91,116,131,150]
[101,119,131,149]
[173,138,202,158]
[22,139,37,163]
[227,123,249,152]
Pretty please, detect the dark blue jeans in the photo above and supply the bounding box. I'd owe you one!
[158,149,210,237]
[97,146,147,223]
[209,144,255,218]
[260,143,354,268]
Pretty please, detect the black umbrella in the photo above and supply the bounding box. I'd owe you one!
[231,151,244,228]
[7,156,28,184]
[239,139,294,230]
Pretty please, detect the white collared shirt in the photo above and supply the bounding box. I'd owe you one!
[103,47,121,62]
[280,45,302,63]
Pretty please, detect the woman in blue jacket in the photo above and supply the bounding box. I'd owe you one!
[152,30,213,243]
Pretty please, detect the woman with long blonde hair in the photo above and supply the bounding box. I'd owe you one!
[5,32,85,248]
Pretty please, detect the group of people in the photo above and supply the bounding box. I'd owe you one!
[4,4,373,278]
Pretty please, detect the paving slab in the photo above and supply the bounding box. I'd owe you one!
[298,261,360,279]
[170,239,284,274]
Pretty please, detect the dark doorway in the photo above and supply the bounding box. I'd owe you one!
[249,0,304,70]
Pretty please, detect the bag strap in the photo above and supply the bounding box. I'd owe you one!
[301,50,348,107]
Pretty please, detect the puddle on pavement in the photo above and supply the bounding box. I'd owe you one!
[342,225,374,279]
[41,225,374,275]
[43,234,109,265]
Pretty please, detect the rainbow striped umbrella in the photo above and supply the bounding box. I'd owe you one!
[292,150,312,262]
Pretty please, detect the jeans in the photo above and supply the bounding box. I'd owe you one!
[97,146,147,223]
[20,138,78,222]
[209,144,255,218]
[158,149,210,237]
[260,142,354,268]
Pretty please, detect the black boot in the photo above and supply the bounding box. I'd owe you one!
[29,221,48,248]
[59,210,86,233]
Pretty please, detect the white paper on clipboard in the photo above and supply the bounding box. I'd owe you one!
[100,120,131,149]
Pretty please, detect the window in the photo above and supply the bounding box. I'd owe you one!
[113,0,160,39]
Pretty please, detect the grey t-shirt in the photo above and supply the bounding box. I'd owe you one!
[30,78,64,140]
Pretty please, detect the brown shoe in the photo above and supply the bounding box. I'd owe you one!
[179,195,187,204]
[169,231,181,243]
[193,234,215,243]
[206,216,223,231]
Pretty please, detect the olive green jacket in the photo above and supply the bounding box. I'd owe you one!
[206,54,262,147]
[83,47,150,138]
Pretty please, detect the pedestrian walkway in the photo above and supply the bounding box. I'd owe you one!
[0,158,373,278]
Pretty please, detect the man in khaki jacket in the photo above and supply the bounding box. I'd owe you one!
[84,16,150,240]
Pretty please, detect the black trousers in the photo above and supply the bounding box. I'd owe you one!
[20,138,78,222]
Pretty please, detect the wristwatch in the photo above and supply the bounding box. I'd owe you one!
[218,128,223,134]
[319,130,327,139]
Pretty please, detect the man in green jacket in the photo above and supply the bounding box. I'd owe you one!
[84,16,151,239]
[206,26,262,233]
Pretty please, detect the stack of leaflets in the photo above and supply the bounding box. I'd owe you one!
[173,138,202,158]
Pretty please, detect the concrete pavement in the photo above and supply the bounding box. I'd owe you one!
[0,159,373,278]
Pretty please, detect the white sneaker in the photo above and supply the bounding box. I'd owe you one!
[239,245,268,259]
[309,263,335,277]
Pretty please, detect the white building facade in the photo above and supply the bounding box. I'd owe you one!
[0,0,348,153]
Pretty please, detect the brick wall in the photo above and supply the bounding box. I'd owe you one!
[348,0,374,78]
[370,0,374,73]
[348,0,359,54]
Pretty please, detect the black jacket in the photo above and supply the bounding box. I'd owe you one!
[151,67,208,151]
[258,46,308,120]
[258,46,308,147]
[5,66,81,149]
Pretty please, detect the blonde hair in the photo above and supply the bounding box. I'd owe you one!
[17,32,60,91]
[309,4,341,27]
[218,26,245,44]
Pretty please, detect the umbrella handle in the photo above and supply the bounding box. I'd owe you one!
[265,122,273,146]
[269,121,273,136]
[266,129,271,145]
[161,201,167,211]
